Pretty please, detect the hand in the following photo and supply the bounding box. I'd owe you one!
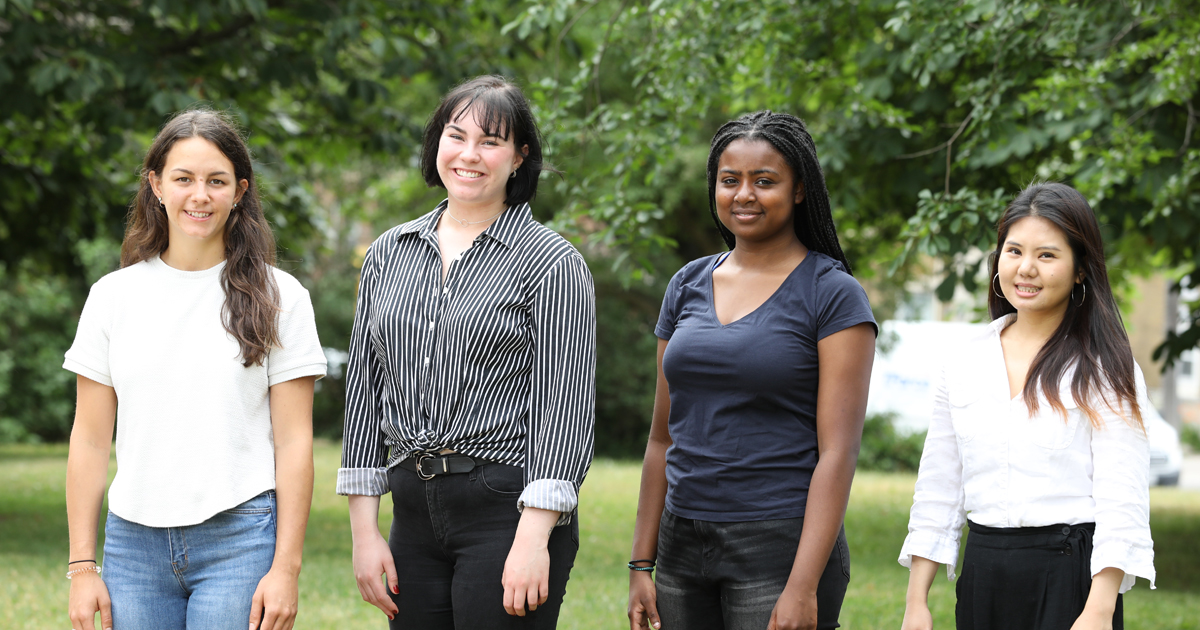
[767,586,817,630]
[68,571,112,630]
[352,530,399,620]
[502,532,550,616]
[1069,605,1114,630]
[900,601,933,630]
[249,566,299,630]
[627,570,662,629]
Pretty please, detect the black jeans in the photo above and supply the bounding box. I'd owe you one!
[655,509,850,630]
[386,463,579,630]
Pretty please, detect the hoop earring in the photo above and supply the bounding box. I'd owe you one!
[1074,282,1087,307]
[992,273,1004,299]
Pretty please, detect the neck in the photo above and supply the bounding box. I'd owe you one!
[161,234,226,271]
[1007,305,1067,347]
[445,197,508,224]
[729,234,807,270]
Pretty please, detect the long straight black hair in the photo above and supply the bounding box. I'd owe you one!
[706,110,853,274]
[988,183,1142,429]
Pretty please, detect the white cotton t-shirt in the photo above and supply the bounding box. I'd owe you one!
[63,255,327,527]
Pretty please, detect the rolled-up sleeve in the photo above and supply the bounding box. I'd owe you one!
[519,254,596,526]
[899,365,968,580]
[1089,366,1156,592]
[336,245,390,496]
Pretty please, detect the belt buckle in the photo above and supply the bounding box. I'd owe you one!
[414,453,436,480]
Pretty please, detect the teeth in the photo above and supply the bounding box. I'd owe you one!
[455,169,482,179]
[185,210,211,219]
[1018,286,1041,293]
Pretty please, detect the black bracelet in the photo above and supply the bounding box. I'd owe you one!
[628,559,656,572]
[68,559,96,565]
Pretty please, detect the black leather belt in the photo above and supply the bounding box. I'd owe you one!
[397,453,496,480]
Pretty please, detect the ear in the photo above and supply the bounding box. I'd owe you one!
[513,144,529,172]
[235,179,249,205]
[794,181,805,205]
[149,171,163,199]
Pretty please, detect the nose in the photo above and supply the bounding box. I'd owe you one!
[1017,254,1037,277]
[733,181,755,204]
[191,181,213,202]
[461,142,481,162]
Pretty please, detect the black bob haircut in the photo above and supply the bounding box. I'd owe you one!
[706,110,853,275]
[420,75,545,206]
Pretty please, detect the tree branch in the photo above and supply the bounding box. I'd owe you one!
[896,108,975,159]
[1179,100,1195,157]
[593,0,634,109]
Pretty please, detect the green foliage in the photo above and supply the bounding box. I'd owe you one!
[1180,423,1200,453]
[857,412,926,473]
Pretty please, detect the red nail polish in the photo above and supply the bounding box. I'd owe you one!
[392,584,399,594]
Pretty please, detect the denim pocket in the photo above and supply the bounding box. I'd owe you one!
[478,464,525,496]
[221,490,275,515]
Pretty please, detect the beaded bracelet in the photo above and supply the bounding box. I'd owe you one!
[628,559,656,572]
[66,565,102,580]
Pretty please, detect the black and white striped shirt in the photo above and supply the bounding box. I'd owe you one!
[337,201,596,523]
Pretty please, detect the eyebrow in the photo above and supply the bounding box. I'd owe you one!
[446,123,501,139]
[1005,240,1061,251]
[719,168,781,176]
[170,168,230,177]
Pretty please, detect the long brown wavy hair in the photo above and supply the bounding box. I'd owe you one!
[122,109,280,367]
[988,183,1142,430]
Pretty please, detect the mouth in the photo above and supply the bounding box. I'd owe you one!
[731,208,761,221]
[453,168,484,179]
[184,210,213,220]
[1014,284,1042,296]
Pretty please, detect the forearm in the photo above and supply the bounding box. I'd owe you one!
[348,494,385,541]
[514,506,561,547]
[630,437,669,562]
[786,449,857,593]
[66,436,111,562]
[272,437,314,575]
[1083,567,1124,616]
[904,556,940,605]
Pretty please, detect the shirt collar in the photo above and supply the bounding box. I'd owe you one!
[987,313,1018,338]
[397,200,530,250]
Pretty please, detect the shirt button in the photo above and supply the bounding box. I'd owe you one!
[423,357,430,365]
[429,321,435,330]
[443,287,450,295]
[1062,526,1071,536]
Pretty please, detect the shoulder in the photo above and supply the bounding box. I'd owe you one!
[517,219,584,264]
[270,266,312,303]
[668,254,722,287]
[87,260,155,297]
[808,252,861,293]
[943,319,1002,371]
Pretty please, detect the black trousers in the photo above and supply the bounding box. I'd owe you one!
[655,509,850,630]
[386,463,578,630]
[957,521,1123,630]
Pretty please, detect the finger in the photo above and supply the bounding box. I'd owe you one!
[259,605,279,630]
[526,583,539,612]
[503,583,517,616]
[361,576,395,618]
[383,556,399,600]
[538,574,549,606]
[645,601,662,629]
[76,606,98,630]
[766,608,777,630]
[100,595,114,630]
[249,589,264,630]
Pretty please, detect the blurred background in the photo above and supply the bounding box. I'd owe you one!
[3,0,1198,457]
[3,1,1200,627]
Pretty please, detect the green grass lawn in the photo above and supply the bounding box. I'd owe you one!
[3,442,1198,629]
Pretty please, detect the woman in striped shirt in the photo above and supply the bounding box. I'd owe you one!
[338,75,596,629]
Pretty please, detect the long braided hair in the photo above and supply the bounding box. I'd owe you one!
[706,111,853,274]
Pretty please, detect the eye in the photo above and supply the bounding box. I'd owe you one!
[1006,247,1021,255]
[755,178,774,186]
[210,179,225,186]
[1039,252,1056,259]
[721,177,738,185]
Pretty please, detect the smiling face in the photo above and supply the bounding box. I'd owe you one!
[714,138,804,247]
[997,215,1082,320]
[150,136,247,252]
[435,105,526,214]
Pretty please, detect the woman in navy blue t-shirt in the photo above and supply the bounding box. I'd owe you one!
[627,111,877,630]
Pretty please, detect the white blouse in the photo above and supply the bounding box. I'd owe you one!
[898,314,1155,593]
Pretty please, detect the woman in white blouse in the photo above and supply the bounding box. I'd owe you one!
[898,182,1154,630]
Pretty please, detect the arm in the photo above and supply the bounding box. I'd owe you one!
[900,556,939,630]
[627,338,671,630]
[1069,568,1124,630]
[504,254,596,615]
[768,322,875,630]
[337,245,397,620]
[249,376,316,630]
[67,375,117,630]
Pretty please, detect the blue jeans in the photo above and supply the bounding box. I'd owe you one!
[655,510,850,630]
[103,491,277,630]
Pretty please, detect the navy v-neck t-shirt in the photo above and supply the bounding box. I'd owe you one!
[655,251,876,522]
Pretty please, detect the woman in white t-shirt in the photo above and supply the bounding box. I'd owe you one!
[63,109,327,630]
[898,183,1155,630]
